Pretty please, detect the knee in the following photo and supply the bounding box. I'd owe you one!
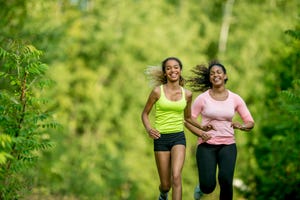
[172,173,182,187]
[218,179,232,191]
[218,173,233,189]
[200,182,216,194]
[160,182,171,192]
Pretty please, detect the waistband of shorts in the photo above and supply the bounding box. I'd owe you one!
[160,131,184,135]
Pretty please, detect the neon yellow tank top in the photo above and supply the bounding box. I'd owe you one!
[155,85,187,134]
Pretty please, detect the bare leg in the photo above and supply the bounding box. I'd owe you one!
[171,144,186,200]
[155,151,172,194]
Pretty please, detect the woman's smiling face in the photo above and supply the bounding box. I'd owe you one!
[164,59,182,82]
[209,65,227,87]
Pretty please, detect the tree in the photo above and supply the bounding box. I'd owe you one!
[0,41,56,199]
[248,27,300,200]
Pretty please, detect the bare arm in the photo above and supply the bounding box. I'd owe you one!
[184,120,211,142]
[141,87,160,139]
[183,90,203,129]
[183,89,211,141]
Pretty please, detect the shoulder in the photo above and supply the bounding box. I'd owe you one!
[195,90,209,99]
[228,90,242,98]
[193,90,209,104]
[228,90,245,103]
[153,85,161,94]
[149,85,161,100]
[183,87,193,101]
[183,88,192,96]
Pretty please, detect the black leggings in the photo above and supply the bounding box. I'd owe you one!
[196,143,237,200]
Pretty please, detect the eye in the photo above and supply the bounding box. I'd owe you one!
[174,65,180,70]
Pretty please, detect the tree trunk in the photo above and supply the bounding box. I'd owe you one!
[218,0,235,53]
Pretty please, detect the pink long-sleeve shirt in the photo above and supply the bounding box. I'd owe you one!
[192,90,254,145]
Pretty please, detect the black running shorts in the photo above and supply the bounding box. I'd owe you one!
[154,131,186,151]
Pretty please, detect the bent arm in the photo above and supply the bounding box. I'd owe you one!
[184,120,203,137]
[239,121,255,131]
[233,95,255,131]
[183,90,204,129]
[232,121,254,131]
[141,87,160,139]
[183,90,211,141]
[184,120,211,142]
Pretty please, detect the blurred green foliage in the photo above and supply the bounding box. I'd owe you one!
[0,0,299,199]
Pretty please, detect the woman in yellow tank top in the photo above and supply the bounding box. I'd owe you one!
[141,57,211,200]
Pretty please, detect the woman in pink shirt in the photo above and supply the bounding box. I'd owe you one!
[185,60,255,200]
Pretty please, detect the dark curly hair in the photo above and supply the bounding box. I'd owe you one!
[186,60,228,92]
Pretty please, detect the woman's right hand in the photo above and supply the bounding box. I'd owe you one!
[147,128,161,139]
[200,132,211,142]
[202,120,215,131]
[202,124,215,131]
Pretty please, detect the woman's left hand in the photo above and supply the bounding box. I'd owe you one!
[231,122,245,130]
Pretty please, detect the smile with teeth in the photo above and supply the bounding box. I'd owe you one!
[170,73,178,78]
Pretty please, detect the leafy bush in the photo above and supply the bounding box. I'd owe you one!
[0,41,56,199]
[252,80,300,200]
[249,28,300,200]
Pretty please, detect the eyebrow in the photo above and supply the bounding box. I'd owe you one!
[166,64,179,68]
[210,69,223,73]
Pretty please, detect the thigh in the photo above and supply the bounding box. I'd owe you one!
[171,144,186,177]
[218,144,237,181]
[196,144,217,187]
[155,151,171,184]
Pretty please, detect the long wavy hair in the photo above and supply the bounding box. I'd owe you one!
[186,60,228,92]
[145,57,185,87]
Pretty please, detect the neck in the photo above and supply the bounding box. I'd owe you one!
[166,81,180,89]
[209,86,228,101]
[211,86,226,93]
